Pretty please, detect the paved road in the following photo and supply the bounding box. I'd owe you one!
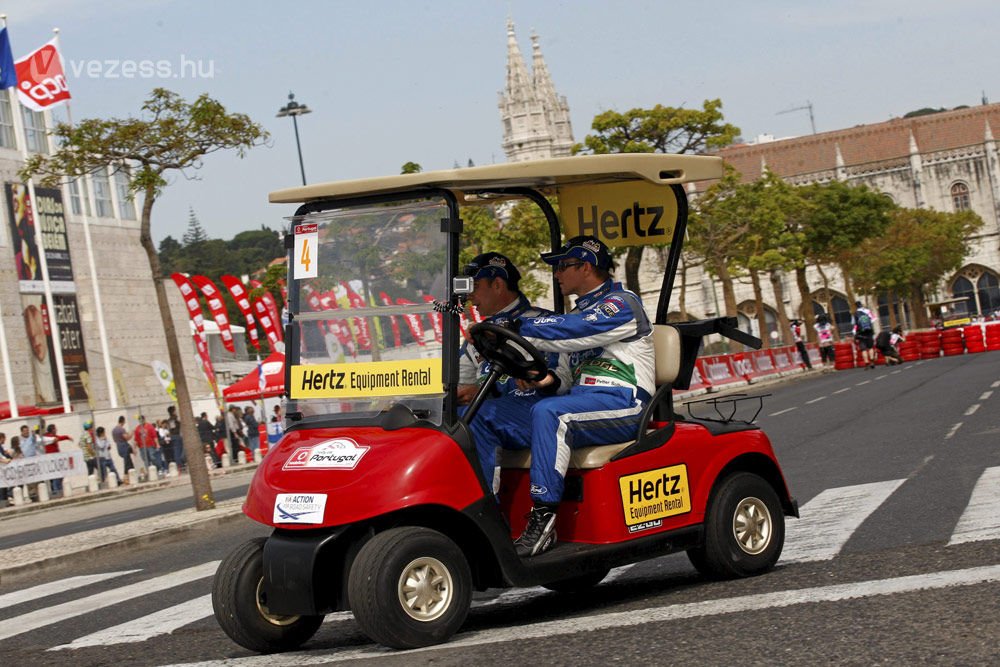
[1,353,998,665]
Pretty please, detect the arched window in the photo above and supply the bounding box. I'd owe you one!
[977,272,1000,315]
[951,182,970,211]
[952,276,976,315]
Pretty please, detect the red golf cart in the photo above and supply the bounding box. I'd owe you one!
[212,154,798,652]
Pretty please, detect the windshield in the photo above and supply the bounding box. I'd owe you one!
[286,198,449,424]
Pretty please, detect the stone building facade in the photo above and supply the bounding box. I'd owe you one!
[644,105,1000,341]
[498,19,574,162]
[0,90,206,416]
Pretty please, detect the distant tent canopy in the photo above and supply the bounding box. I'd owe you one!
[0,402,66,421]
[222,351,285,401]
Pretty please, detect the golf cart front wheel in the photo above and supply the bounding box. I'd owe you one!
[348,527,472,649]
[212,537,323,653]
[688,472,784,579]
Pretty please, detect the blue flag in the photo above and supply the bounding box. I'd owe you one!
[0,28,16,90]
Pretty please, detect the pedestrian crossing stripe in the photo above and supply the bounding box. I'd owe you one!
[948,466,1000,545]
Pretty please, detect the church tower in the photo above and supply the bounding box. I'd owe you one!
[498,19,574,162]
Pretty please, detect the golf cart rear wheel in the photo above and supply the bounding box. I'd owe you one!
[348,527,472,649]
[542,568,611,593]
[212,537,323,653]
[688,472,784,579]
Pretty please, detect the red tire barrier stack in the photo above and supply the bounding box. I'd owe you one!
[833,342,855,370]
[963,325,986,354]
[941,327,964,357]
[918,330,942,359]
[985,323,1000,351]
[898,339,920,362]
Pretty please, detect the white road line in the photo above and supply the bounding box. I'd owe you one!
[944,423,963,440]
[856,380,871,386]
[991,380,1000,388]
[768,407,798,417]
[805,396,826,404]
[165,565,1000,667]
[890,370,901,375]
[965,404,980,416]
[833,388,851,395]
[979,390,993,401]
[0,561,219,642]
[875,374,888,380]
[782,479,905,563]
[949,467,1000,545]
[0,570,140,609]
[51,594,213,650]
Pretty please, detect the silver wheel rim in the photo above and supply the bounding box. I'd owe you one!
[732,496,772,555]
[397,556,453,622]
[255,576,300,626]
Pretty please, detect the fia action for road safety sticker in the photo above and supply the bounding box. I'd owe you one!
[273,493,328,524]
[283,438,370,471]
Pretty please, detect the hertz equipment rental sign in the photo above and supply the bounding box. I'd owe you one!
[290,358,442,399]
[618,464,691,533]
[558,181,679,249]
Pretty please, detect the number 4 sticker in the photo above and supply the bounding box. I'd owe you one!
[294,223,319,278]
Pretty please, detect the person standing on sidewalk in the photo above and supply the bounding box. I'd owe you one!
[0,433,12,504]
[94,426,119,485]
[242,406,259,453]
[79,421,98,477]
[134,415,165,476]
[165,405,187,472]
[814,313,836,367]
[197,412,221,468]
[111,416,135,482]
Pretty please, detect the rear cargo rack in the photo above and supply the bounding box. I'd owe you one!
[683,393,770,424]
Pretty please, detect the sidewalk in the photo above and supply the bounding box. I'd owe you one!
[0,366,826,582]
[0,463,257,581]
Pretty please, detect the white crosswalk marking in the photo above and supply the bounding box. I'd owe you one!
[51,594,213,650]
[782,479,905,563]
[0,561,219,642]
[948,466,1000,545]
[0,570,140,609]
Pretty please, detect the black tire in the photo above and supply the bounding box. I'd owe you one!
[348,527,472,649]
[687,472,784,579]
[541,568,611,593]
[212,537,324,653]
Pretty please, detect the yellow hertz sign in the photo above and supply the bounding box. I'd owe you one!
[619,464,691,532]
[558,181,679,249]
[290,359,442,399]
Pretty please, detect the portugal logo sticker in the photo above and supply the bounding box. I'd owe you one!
[283,438,370,470]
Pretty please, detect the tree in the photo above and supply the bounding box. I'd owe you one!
[22,88,268,511]
[400,161,422,174]
[853,208,982,327]
[183,206,208,245]
[573,100,740,295]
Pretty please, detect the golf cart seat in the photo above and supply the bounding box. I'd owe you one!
[498,324,681,470]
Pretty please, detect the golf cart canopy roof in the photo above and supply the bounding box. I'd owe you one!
[269,154,723,204]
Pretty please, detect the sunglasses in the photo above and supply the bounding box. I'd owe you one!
[554,261,586,273]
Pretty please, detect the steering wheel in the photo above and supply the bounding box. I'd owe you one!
[469,322,549,382]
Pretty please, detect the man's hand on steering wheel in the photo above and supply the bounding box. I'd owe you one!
[468,322,549,383]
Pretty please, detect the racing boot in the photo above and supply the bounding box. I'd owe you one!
[515,505,557,557]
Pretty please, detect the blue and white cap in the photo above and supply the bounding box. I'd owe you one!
[463,252,521,288]
[541,235,612,270]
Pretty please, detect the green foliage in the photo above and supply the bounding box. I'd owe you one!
[182,207,209,245]
[573,99,740,155]
[400,161,423,174]
[801,181,896,263]
[460,200,552,301]
[853,208,983,294]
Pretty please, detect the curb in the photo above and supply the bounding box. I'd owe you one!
[0,500,248,583]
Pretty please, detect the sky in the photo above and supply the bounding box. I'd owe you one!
[6,0,1000,244]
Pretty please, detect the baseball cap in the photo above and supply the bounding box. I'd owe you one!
[541,235,612,270]
[463,252,521,288]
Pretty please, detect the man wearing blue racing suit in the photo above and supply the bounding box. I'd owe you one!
[509,235,654,557]
[458,252,557,495]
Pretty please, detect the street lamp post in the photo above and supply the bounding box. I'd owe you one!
[276,92,312,186]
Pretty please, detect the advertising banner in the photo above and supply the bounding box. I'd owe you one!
[0,450,86,486]
[697,354,743,388]
[5,184,75,293]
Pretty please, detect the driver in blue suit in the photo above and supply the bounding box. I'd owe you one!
[458,252,558,495]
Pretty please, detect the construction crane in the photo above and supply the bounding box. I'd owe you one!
[777,101,816,134]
